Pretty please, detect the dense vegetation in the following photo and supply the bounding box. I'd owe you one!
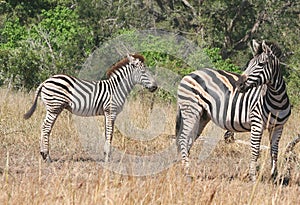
[0,0,299,104]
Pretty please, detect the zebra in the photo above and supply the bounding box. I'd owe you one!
[24,54,158,162]
[176,40,291,181]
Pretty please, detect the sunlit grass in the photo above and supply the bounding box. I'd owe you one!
[0,88,299,204]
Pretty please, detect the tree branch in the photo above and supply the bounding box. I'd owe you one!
[224,0,250,48]
[227,1,249,34]
[154,0,165,12]
[181,0,197,17]
[233,9,267,50]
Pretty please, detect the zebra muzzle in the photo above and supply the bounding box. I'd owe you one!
[148,85,158,92]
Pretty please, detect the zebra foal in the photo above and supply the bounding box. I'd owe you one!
[24,54,157,162]
[176,40,291,181]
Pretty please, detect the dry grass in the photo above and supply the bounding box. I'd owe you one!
[0,88,300,205]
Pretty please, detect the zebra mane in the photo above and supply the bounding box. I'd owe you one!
[106,54,145,78]
[267,42,282,60]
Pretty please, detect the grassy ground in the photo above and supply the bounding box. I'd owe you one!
[0,88,299,205]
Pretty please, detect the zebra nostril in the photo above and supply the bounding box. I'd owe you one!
[149,85,158,92]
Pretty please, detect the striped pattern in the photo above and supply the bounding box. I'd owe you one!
[24,54,157,162]
[176,40,291,181]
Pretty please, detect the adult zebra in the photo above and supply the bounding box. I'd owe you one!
[24,54,157,162]
[176,40,291,181]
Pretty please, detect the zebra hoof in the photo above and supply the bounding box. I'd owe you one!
[274,176,290,186]
[104,152,111,163]
[270,170,278,183]
[224,131,235,143]
[40,152,52,163]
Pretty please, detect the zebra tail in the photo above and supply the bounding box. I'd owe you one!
[24,83,43,119]
[175,107,183,153]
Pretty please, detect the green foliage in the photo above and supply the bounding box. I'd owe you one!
[285,47,300,106]
[286,71,300,106]
[136,37,239,102]
[0,4,93,89]
[33,6,88,51]
[198,0,254,47]
[204,48,240,73]
[0,0,299,104]
[0,17,27,49]
[76,0,155,45]
[141,51,193,76]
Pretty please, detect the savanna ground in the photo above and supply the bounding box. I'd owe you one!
[0,87,299,205]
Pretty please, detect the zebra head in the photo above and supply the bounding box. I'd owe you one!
[236,40,281,93]
[128,54,158,92]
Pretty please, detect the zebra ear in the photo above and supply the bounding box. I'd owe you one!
[262,40,272,55]
[251,39,261,55]
[127,53,134,63]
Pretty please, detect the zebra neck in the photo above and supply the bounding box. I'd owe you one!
[108,71,135,105]
[268,73,286,95]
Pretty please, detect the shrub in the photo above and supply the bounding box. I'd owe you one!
[0,6,93,90]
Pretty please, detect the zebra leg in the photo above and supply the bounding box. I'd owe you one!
[104,111,115,162]
[249,122,264,182]
[40,111,60,162]
[269,126,283,181]
[188,111,210,152]
[176,104,201,174]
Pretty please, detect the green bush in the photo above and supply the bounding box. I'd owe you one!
[0,5,93,90]
[0,17,27,49]
[204,47,240,73]
[286,55,300,106]
[286,71,300,106]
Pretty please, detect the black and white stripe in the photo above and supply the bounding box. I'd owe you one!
[176,40,291,181]
[24,54,157,162]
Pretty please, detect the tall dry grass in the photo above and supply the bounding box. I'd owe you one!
[0,88,299,205]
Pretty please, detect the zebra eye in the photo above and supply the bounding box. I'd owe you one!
[139,65,146,72]
[258,62,265,67]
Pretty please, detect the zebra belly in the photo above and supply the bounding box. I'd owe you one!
[207,98,252,132]
[69,102,104,116]
[209,116,251,132]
